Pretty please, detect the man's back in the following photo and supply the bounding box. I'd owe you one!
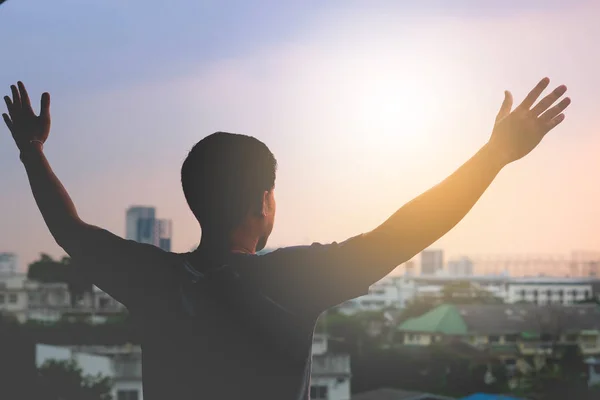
[116,242,372,400]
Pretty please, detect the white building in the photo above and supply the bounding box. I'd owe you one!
[0,274,125,324]
[0,253,18,275]
[337,279,400,315]
[0,274,29,319]
[333,273,599,315]
[311,334,351,400]
[36,344,143,400]
[505,277,594,305]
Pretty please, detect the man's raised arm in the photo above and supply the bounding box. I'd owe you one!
[3,82,168,307]
[356,78,571,278]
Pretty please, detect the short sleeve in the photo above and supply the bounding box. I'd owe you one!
[250,234,386,315]
[64,228,177,311]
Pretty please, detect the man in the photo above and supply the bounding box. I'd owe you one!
[3,78,570,399]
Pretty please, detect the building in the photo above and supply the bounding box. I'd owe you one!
[397,303,600,362]
[421,250,444,276]
[337,279,400,315]
[126,206,156,245]
[447,257,474,277]
[126,206,173,251]
[505,277,594,305]
[156,219,172,252]
[351,388,454,400]
[0,253,18,275]
[36,344,143,400]
[311,334,352,400]
[0,274,125,324]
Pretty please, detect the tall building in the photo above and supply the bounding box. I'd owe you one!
[156,219,172,252]
[447,256,474,276]
[0,253,18,275]
[126,206,173,251]
[421,249,444,275]
[126,206,156,244]
[403,260,416,277]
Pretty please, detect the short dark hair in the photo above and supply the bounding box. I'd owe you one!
[181,132,277,235]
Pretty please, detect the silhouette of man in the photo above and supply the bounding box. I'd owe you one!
[3,78,570,399]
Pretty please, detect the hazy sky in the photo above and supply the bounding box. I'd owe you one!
[2,0,600,272]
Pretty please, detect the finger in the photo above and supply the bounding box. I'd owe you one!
[2,113,12,131]
[539,97,571,122]
[17,81,33,114]
[516,77,550,111]
[495,90,513,122]
[10,84,21,111]
[531,85,567,116]
[3,96,13,114]
[40,92,51,118]
[544,113,565,133]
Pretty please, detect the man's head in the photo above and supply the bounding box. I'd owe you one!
[181,132,277,253]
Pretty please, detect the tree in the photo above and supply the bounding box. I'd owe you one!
[27,253,93,306]
[35,359,113,400]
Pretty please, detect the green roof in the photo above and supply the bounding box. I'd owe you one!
[398,304,468,335]
[520,331,540,339]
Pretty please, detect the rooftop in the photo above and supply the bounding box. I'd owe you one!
[398,304,600,335]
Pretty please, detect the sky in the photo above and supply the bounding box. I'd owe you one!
[2,0,600,272]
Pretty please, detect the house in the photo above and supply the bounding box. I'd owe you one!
[397,304,600,362]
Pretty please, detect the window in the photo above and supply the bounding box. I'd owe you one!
[565,334,578,342]
[117,390,139,400]
[488,335,500,344]
[8,294,17,304]
[310,385,328,399]
[99,298,111,309]
[585,290,591,299]
[0,294,4,304]
[505,334,518,343]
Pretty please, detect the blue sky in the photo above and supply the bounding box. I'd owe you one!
[2,0,600,272]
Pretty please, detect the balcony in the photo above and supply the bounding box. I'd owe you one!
[311,354,351,377]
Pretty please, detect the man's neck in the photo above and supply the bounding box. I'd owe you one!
[197,235,259,256]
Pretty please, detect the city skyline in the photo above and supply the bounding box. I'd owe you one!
[2,0,600,269]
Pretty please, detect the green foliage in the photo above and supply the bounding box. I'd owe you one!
[27,253,93,305]
[36,359,113,400]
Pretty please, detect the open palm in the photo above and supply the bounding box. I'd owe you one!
[2,81,51,151]
[489,77,571,165]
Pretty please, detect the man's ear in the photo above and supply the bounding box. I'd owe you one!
[260,190,270,217]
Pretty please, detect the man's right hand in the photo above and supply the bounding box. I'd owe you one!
[487,77,571,167]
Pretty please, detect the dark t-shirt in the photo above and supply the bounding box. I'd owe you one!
[73,231,389,400]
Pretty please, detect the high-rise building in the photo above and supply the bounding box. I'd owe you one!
[0,253,18,275]
[126,206,173,252]
[156,219,172,252]
[126,206,156,244]
[421,249,444,275]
